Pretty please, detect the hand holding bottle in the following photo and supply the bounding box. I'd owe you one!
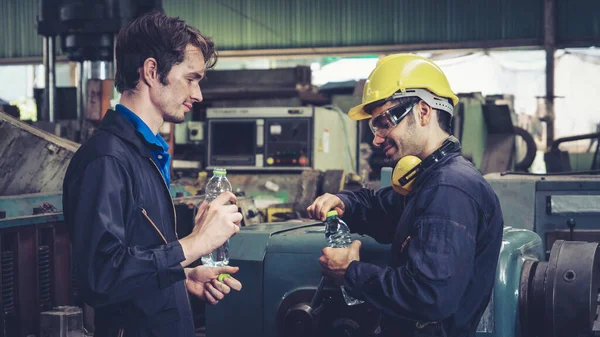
[321,210,364,306]
[195,192,241,254]
[307,193,345,221]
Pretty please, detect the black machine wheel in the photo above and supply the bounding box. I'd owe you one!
[514,126,537,171]
[520,240,600,337]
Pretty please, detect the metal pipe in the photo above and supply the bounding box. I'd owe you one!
[49,36,56,122]
[77,61,83,120]
[42,37,49,121]
[80,61,91,119]
[43,36,57,122]
[90,61,101,79]
[544,0,556,150]
[215,39,546,59]
[89,61,113,80]
[550,132,600,152]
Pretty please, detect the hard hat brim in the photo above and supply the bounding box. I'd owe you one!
[348,88,458,121]
[348,102,373,120]
[348,85,398,121]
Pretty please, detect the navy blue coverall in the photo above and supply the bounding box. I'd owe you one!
[63,109,194,337]
[338,151,504,337]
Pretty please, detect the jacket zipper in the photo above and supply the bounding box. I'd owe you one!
[147,158,179,239]
[147,158,192,312]
[400,223,420,253]
[141,208,168,244]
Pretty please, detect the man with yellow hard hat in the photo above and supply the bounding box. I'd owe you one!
[307,54,504,337]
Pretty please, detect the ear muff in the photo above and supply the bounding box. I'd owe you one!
[391,155,422,196]
[390,136,462,196]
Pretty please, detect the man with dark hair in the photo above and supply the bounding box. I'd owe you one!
[307,54,503,337]
[63,11,241,337]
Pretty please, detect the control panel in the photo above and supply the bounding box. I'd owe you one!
[264,119,311,168]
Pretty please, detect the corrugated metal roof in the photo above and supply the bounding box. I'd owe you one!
[557,0,600,42]
[0,0,45,59]
[0,0,597,61]
[165,0,544,49]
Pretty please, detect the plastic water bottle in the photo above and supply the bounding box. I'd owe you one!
[201,168,232,266]
[324,210,364,306]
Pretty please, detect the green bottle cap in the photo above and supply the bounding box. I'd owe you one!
[213,168,227,175]
[218,273,231,282]
[326,210,338,219]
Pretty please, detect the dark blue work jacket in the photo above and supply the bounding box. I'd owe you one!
[338,151,504,337]
[63,110,194,337]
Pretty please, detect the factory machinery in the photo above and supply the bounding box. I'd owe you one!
[2,110,600,337]
[1,165,600,336]
[205,172,600,337]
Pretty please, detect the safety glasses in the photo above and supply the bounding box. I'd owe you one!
[368,101,417,138]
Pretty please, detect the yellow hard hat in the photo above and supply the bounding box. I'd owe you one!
[348,53,459,121]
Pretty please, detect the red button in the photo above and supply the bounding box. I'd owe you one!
[299,156,308,166]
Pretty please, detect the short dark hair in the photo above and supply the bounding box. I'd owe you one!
[115,11,217,93]
[437,107,453,134]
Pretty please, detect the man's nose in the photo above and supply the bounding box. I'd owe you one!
[191,85,203,103]
[372,134,385,148]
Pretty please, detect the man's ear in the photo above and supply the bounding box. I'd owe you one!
[141,57,159,87]
[417,100,433,126]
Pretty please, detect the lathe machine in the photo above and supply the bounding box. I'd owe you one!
[206,172,600,337]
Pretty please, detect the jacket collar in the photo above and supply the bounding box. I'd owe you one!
[98,109,153,158]
[114,104,170,152]
[410,137,462,194]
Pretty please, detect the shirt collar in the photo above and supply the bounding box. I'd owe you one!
[115,104,169,151]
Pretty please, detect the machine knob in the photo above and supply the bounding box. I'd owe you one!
[267,157,274,165]
[299,156,308,166]
[282,303,319,337]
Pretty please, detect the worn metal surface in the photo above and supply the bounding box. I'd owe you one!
[0,111,78,196]
[0,192,63,219]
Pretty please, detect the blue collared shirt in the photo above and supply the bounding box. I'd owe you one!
[115,104,171,187]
